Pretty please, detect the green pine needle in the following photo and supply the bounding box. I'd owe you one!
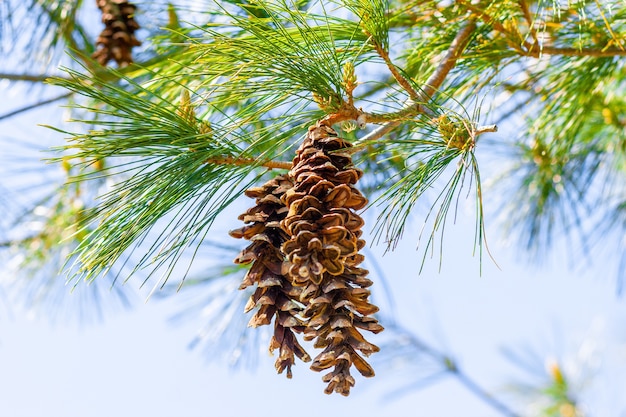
[371,110,487,270]
[47,68,289,285]
[341,0,389,51]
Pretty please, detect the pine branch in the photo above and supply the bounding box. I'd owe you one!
[0,72,68,83]
[524,45,626,58]
[386,323,521,417]
[475,125,497,135]
[358,120,401,143]
[359,19,478,143]
[459,1,626,58]
[45,1,494,285]
[370,35,420,100]
[0,93,72,121]
[47,61,317,286]
[421,20,477,99]
[452,368,521,417]
[517,0,537,43]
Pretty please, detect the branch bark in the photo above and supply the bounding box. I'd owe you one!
[0,93,73,121]
[517,0,536,41]
[0,73,69,83]
[420,20,478,99]
[370,36,421,100]
[359,19,478,143]
[460,1,626,58]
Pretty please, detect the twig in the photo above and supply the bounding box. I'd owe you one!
[451,368,521,417]
[518,0,538,43]
[0,72,69,83]
[0,93,73,122]
[460,1,626,58]
[359,19,478,143]
[421,20,478,99]
[358,120,402,143]
[354,121,496,149]
[387,323,521,417]
[475,124,497,135]
[524,45,626,58]
[323,101,423,127]
[370,37,421,100]
[205,156,291,171]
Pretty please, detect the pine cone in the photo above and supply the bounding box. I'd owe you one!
[281,122,383,395]
[93,0,141,67]
[230,174,311,378]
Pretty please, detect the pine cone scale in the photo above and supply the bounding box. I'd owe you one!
[93,0,141,67]
[230,174,310,377]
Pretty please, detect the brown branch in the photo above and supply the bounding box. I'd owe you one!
[322,101,421,127]
[322,102,364,126]
[0,72,69,83]
[370,37,421,100]
[0,93,73,121]
[517,0,537,43]
[327,17,498,144]
[518,0,533,26]
[421,20,478,99]
[358,19,479,143]
[523,45,626,58]
[456,1,526,51]
[205,156,291,171]
[459,0,626,58]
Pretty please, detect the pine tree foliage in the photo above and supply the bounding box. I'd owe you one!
[1,0,92,66]
[0,135,134,321]
[1,0,626,406]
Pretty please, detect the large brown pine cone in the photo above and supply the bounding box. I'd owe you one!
[93,0,141,67]
[281,122,383,395]
[230,174,311,378]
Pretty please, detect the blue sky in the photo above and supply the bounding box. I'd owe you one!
[1,188,625,416]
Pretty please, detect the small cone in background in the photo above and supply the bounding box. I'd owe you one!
[281,122,383,395]
[93,0,141,67]
[230,174,311,378]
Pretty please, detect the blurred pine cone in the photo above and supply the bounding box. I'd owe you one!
[230,174,311,378]
[281,122,383,395]
[93,0,141,67]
